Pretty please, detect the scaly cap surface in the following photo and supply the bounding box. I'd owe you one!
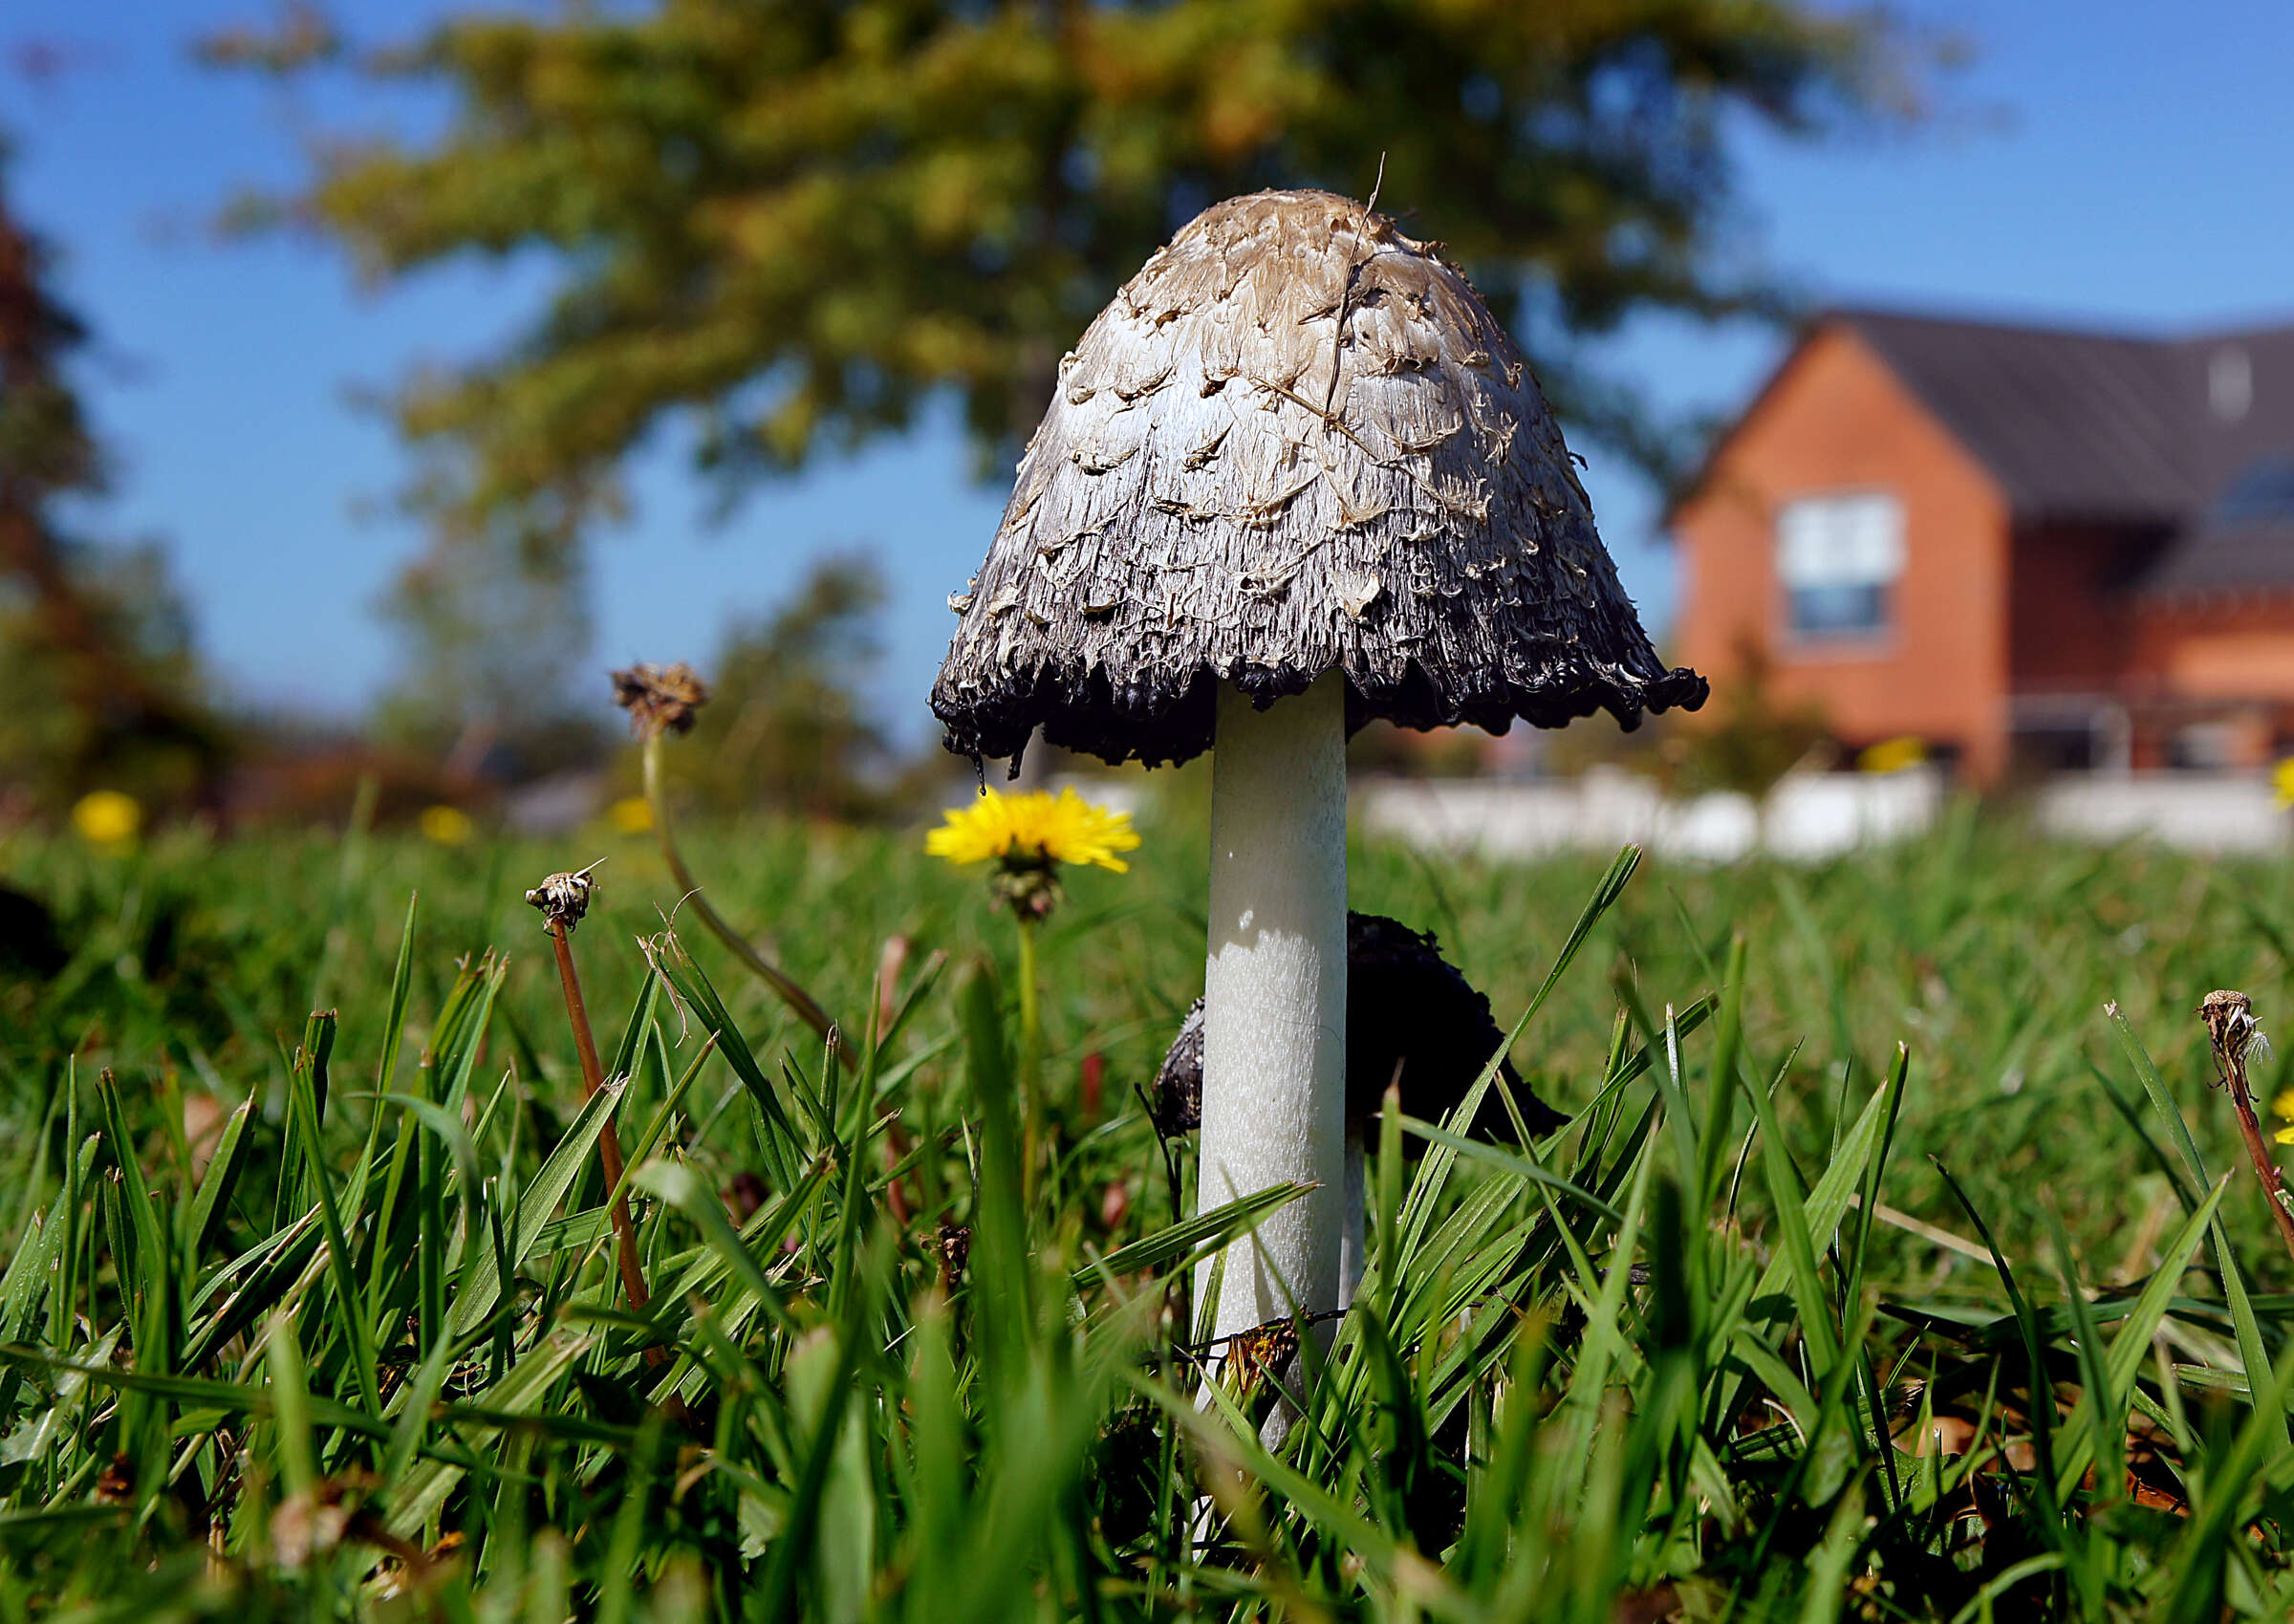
[933,188,1704,767]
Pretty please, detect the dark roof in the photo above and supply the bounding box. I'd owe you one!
[2142,517,2294,595]
[1825,309,2294,594]
[1837,310,2200,520]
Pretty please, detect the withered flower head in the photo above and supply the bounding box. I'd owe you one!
[1222,1313,1303,1397]
[94,1451,135,1505]
[526,863,601,933]
[936,1222,972,1290]
[2200,988,2266,1092]
[610,661,709,739]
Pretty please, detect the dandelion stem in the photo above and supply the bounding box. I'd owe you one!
[1016,913,1043,1206]
[640,732,843,1061]
[2227,1090,2294,1264]
[549,920,652,1309]
[2200,989,2294,1265]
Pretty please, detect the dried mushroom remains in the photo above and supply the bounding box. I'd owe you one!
[1152,912,1568,1142]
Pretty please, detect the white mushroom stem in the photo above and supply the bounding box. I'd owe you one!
[1339,1130,1368,1306]
[1196,673,1349,1349]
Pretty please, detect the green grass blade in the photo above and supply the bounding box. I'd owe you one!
[2051,1174,2228,1502]
[382,1328,595,1539]
[182,1097,252,1262]
[646,931,804,1185]
[286,1011,381,1418]
[1394,1118,1624,1222]
[1073,1181,1313,1293]
[449,1076,627,1334]
[2107,1004,2280,1431]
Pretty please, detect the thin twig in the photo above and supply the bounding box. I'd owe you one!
[1134,1079,1186,1232]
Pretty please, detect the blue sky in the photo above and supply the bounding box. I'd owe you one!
[5,0,2292,745]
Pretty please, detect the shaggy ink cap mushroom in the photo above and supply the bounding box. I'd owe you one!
[932,188,1704,769]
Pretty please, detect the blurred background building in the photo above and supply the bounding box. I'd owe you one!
[3,0,2294,852]
[1673,310,2294,785]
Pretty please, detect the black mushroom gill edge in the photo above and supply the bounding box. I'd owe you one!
[935,655,1709,771]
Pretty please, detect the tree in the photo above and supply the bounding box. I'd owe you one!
[0,150,221,812]
[656,553,892,821]
[368,515,597,780]
[211,0,1930,687]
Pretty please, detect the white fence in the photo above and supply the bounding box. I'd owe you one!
[1047,766,2290,860]
[1353,766,1945,864]
[2031,773,2287,854]
[1355,768,2294,861]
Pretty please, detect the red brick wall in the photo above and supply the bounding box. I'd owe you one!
[2133,600,2294,701]
[2127,595,2294,766]
[2007,524,2161,692]
[1673,324,2016,781]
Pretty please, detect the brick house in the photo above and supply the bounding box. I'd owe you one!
[1670,309,2294,783]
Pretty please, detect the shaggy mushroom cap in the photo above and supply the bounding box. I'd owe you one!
[932,188,1704,769]
[1151,912,1569,1143]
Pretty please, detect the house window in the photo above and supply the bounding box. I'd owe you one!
[1777,492,1905,639]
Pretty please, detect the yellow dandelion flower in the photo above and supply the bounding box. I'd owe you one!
[1857,735,1927,775]
[608,795,655,834]
[71,790,141,848]
[419,805,476,846]
[927,787,1141,874]
[2275,758,2294,810]
[2275,1089,2294,1145]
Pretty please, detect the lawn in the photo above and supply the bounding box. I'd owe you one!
[2,791,2293,1619]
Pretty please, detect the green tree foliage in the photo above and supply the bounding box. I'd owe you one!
[213,0,1927,565]
[0,152,222,812]
[651,553,893,820]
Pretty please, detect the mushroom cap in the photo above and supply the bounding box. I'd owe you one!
[1150,911,1569,1144]
[932,188,1705,769]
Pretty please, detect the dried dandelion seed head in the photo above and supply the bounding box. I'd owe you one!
[931,188,1704,770]
[526,863,602,933]
[93,1451,135,1505]
[610,661,709,739]
[2200,988,2264,1088]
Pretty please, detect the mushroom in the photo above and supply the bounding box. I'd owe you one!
[1153,912,1569,1302]
[932,189,1702,1354]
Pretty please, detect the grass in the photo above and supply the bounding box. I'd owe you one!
[4,792,2294,1617]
